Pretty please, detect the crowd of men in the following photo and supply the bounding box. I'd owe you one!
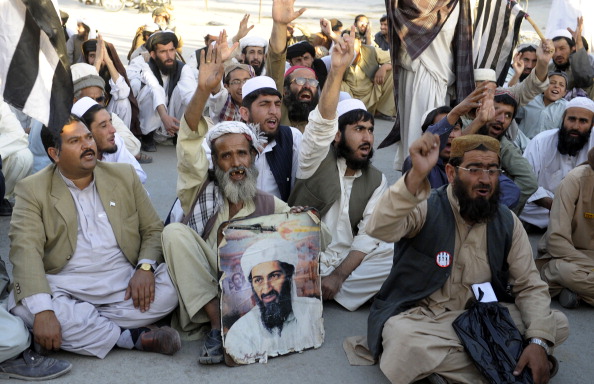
[1,0,593,383]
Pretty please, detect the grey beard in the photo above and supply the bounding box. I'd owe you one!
[214,163,259,204]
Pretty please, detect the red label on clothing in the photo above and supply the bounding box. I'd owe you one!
[435,251,451,268]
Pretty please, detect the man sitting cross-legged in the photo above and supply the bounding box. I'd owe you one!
[288,27,393,311]
[364,133,569,383]
[161,42,311,365]
[539,147,594,309]
[8,117,180,359]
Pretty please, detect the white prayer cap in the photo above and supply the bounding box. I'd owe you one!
[474,68,497,83]
[339,92,352,102]
[205,121,266,152]
[241,238,298,279]
[564,96,594,114]
[242,76,278,99]
[337,98,367,117]
[71,97,99,118]
[240,36,268,52]
[549,28,572,40]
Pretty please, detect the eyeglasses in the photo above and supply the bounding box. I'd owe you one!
[229,79,249,86]
[457,166,503,177]
[291,77,319,88]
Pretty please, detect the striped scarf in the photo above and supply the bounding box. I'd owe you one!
[218,94,242,122]
[379,0,474,148]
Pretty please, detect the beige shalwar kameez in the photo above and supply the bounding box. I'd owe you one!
[540,164,594,305]
[365,176,569,384]
[162,116,290,339]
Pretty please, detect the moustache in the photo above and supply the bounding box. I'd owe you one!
[80,149,96,159]
[473,183,492,191]
[260,289,279,302]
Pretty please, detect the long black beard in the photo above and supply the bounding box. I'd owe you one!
[156,57,177,76]
[284,88,319,122]
[519,72,529,82]
[214,163,259,204]
[555,61,571,72]
[252,61,265,76]
[336,134,373,170]
[254,277,293,335]
[557,126,591,157]
[453,175,501,224]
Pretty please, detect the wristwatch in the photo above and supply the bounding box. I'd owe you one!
[136,263,155,273]
[529,338,550,355]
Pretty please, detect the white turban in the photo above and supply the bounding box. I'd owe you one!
[240,36,268,52]
[205,121,266,153]
[71,97,99,117]
[565,96,594,114]
[241,238,298,279]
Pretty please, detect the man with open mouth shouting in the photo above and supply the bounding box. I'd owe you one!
[161,40,307,365]
[289,26,393,313]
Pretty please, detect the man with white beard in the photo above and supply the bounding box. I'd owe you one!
[161,43,294,365]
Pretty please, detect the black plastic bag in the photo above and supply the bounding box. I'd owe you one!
[453,301,533,384]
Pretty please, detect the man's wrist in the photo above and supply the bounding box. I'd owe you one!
[528,338,550,354]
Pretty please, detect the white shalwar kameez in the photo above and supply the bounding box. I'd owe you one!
[520,128,594,228]
[394,3,459,171]
[298,108,394,311]
[127,56,197,141]
[102,133,147,184]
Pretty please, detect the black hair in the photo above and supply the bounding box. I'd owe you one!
[341,29,362,40]
[552,36,575,49]
[518,45,536,54]
[421,106,452,133]
[494,93,518,119]
[80,104,107,129]
[41,115,84,163]
[581,36,589,51]
[354,15,367,24]
[332,20,343,32]
[338,109,374,133]
[380,15,388,23]
[241,88,282,109]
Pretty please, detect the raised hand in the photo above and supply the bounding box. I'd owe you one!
[409,132,441,178]
[512,52,524,75]
[235,14,254,42]
[94,34,105,71]
[216,29,239,62]
[331,25,355,71]
[272,0,306,26]
[536,38,555,64]
[198,33,225,94]
[474,86,495,126]
[451,85,488,120]
[568,16,584,50]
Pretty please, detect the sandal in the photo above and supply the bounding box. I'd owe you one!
[198,329,224,365]
[137,152,153,164]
